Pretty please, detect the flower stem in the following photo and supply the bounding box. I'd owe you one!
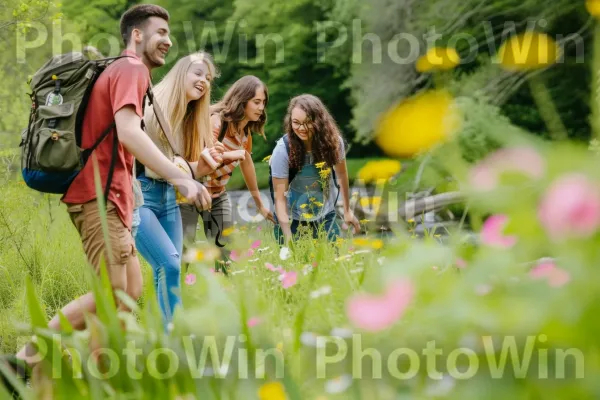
[528,75,568,140]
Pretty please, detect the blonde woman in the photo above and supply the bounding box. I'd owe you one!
[136,52,222,324]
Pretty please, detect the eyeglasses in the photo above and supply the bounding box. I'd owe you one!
[292,120,312,129]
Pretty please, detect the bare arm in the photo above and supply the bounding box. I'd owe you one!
[333,159,360,233]
[115,106,211,209]
[273,177,292,240]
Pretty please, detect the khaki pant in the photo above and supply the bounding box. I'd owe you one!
[67,200,136,291]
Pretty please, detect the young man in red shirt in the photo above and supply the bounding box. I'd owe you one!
[3,4,212,380]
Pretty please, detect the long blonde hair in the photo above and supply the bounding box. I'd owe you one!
[147,52,219,161]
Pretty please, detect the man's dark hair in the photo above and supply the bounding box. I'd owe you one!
[120,4,170,46]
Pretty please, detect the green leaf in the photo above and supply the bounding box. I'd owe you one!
[25,275,47,327]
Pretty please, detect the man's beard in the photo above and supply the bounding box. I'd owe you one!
[143,46,164,69]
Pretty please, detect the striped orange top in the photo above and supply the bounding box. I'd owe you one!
[203,116,253,196]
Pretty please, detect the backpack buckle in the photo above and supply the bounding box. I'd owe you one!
[51,132,59,141]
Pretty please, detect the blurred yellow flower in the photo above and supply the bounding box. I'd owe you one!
[359,197,382,208]
[357,160,401,184]
[222,227,235,237]
[309,197,316,202]
[375,90,462,157]
[315,162,326,169]
[314,201,324,207]
[587,0,600,17]
[352,238,370,247]
[370,239,384,250]
[263,155,272,162]
[300,204,308,209]
[359,219,370,224]
[497,32,560,71]
[258,381,287,400]
[407,218,415,224]
[302,213,314,219]
[416,47,460,73]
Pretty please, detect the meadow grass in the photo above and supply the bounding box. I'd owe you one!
[1,152,598,399]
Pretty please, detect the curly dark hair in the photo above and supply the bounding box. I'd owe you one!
[284,94,344,170]
[120,4,170,46]
[210,75,268,139]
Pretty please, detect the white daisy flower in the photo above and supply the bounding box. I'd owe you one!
[249,258,259,262]
[330,327,353,338]
[302,264,314,275]
[309,285,332,299]
[425,375,455,397]
[352,250,370,255]
[257,247,271,253]
[280,246,291,260]
[230,269,246,276]
[300,332,325,348]
[325,374,352,394]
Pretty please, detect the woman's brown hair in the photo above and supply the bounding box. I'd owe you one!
[210,75,268,139]
[283,94,344,169]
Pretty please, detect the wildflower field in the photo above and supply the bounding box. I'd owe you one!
[4,0,600,399]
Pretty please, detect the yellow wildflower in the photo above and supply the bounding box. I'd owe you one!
[314,201,324,207]
[315,162,326,169]
[309,197,316,202]
[258,381,287,400]
[359,219,370,224]
[300,204,308,209]
[319,168,331,179]
[357,160,401,184]
[587,0,600,17]
[497,32,560,71]
[359,197,382,208]
[263,155,272,162]
[370,239,384,250]
[352,238,370,247]
[302,213,314,219]
[416,47,460,73]
[375,90,462,157]
[222,227,235,237]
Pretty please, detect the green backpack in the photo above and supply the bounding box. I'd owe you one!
[20,52,144,199]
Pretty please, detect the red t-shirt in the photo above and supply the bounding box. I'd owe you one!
[62,50,150,230]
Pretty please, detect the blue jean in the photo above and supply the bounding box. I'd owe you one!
[135,174,183,324]
[274,211,340,245]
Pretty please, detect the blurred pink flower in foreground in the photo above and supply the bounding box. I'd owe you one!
[470,147,545,191]
[184,273,196,286]
[538,173,600,242]
[530,260,570,287]
[229,250,240,262]
[281,271,298,289]
[346,279,414,332]
[481,214,517,248]
[247,317,262,327]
